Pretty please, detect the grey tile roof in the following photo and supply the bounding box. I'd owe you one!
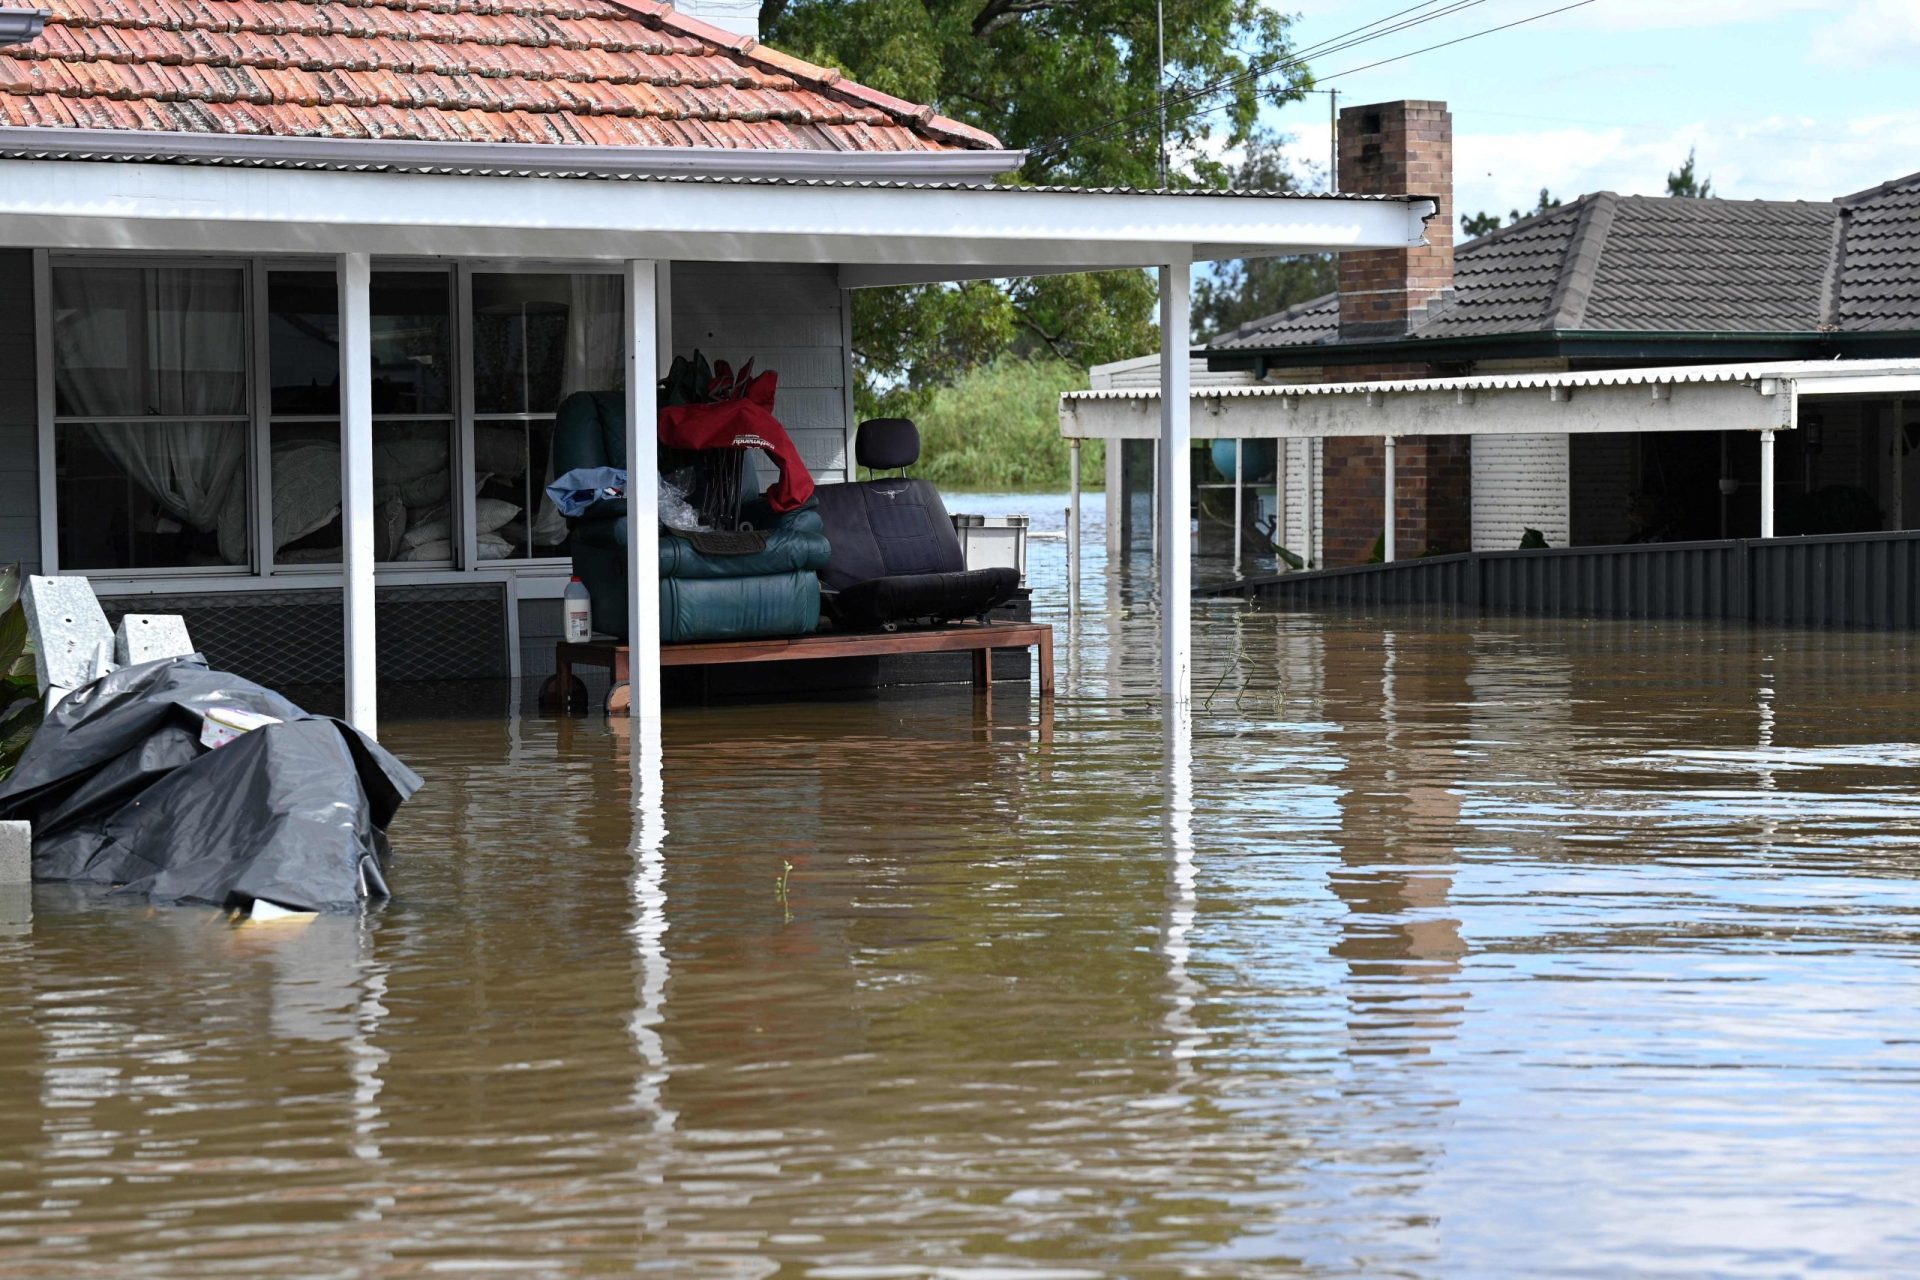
[1212,176,1920,353]
[1837,173,1920,330]
[1211,291,1339,349]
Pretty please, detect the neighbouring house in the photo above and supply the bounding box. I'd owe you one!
[0,0,1433,723]
[1089,100,1920,568]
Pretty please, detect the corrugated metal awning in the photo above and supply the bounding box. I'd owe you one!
[1060,359,1920,441]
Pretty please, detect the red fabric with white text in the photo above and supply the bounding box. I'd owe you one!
[655,371,815,512]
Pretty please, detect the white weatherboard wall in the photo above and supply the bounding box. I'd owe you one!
[1281,438,1321,566]
[1471,434,1568,551]
[673,260,852,486]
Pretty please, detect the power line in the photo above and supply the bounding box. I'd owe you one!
[1173,0,1601,147]
[1310,0,1597,87]
[1037,0,1484,158]
[1045,0,1595,164]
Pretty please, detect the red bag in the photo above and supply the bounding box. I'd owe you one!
[655,371,815,512]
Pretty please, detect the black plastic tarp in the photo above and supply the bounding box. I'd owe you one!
[0,656,420,912]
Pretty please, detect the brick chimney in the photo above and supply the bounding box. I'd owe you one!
[1319,100,1468,566]
[1337,100,1452,338]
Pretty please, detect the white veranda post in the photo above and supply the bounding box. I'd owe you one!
[1382,435,1397,563]
[624,260,663,724]
[337,251,377,737]
[1068,438,1082,617]
[1158,257,1192,711]
[1760,427,1776,538]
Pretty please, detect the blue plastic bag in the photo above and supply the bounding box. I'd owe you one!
[546,466,626,518]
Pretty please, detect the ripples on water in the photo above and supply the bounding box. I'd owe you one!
[3,494,1920,1277]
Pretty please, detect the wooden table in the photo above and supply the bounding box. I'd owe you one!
[549,620,1054,713]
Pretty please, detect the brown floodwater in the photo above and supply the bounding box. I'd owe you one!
[4,500,1920,1277]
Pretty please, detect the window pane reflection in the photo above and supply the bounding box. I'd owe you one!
[269,272,339,417]
[51,265,247,419]
[56,421,249,569]
[372,272,452,416]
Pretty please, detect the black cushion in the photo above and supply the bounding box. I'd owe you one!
[811,476,967,591]
[833,568,1020,630]
[855,418,920,471]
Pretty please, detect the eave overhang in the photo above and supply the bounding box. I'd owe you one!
[0,156,1436,275]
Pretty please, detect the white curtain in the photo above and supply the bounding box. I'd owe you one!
[530,274,626,546]
[563,273,626,397]
[53,266,249,559]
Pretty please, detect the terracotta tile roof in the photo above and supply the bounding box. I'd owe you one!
[0,0,1003,154]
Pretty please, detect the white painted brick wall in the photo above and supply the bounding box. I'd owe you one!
[1282,438,1322,566]
[1473,434,1568,551]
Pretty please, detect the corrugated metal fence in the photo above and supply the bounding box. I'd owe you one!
[1204,530,1920,629]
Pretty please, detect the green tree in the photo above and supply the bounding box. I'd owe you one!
[763,0,1312,413]
[1191,129,1333,340]
[1460,187,1561,237]
[1666,147,1713,198]
[1460,209,1503,237]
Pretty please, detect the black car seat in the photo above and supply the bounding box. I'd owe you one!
[811,418,1021,630]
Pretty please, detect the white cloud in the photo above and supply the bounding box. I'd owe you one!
[1811,0,1920,66]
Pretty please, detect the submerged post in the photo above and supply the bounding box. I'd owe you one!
[337,252,377,737]
[1158,257,1192,710]
[1232,437,1244,577]
[1382,435,1397,563]
[1760,427,1777,539]
[1068,438,1082,616]
[625,260,663,724]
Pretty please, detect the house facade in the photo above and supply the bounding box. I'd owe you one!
[0,0,1434,724]
[1199,100,1920,567]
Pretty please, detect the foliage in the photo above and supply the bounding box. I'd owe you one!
[764,0,1313,413]
[1460,209,1502,237]
[1192,129,1334,341]
[908,357,1101,491]
[1666,147,1713,198]
[1461,187,1562,238]
[0,563,41,783]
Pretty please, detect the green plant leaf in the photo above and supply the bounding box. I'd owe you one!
[0,562,43,783]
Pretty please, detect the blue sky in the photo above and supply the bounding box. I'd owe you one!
[1259,0,1920,234]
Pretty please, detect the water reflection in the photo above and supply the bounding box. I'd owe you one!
[4,531,1920,1272]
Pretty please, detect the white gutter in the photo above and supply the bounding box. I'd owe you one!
[0,126,1026,183]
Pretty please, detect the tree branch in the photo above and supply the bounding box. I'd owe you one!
[1012,306,1072,362]
[971,0,1067,38]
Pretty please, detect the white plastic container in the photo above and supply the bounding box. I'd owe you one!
[950,514,1029,585]
[562,576,593,643]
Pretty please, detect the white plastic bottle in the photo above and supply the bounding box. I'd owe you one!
[562,576,593,643]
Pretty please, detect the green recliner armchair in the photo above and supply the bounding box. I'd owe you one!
[551,390,830,643]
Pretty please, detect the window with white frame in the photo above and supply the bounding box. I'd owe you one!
[470,271,623,561]
[44,255,625,575]
[50,261,251,571]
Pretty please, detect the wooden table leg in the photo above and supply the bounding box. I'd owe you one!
[971,646,992,695]
[1036,629,1054,701]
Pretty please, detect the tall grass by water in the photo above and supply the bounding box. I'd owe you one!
[910,358,1105,492]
